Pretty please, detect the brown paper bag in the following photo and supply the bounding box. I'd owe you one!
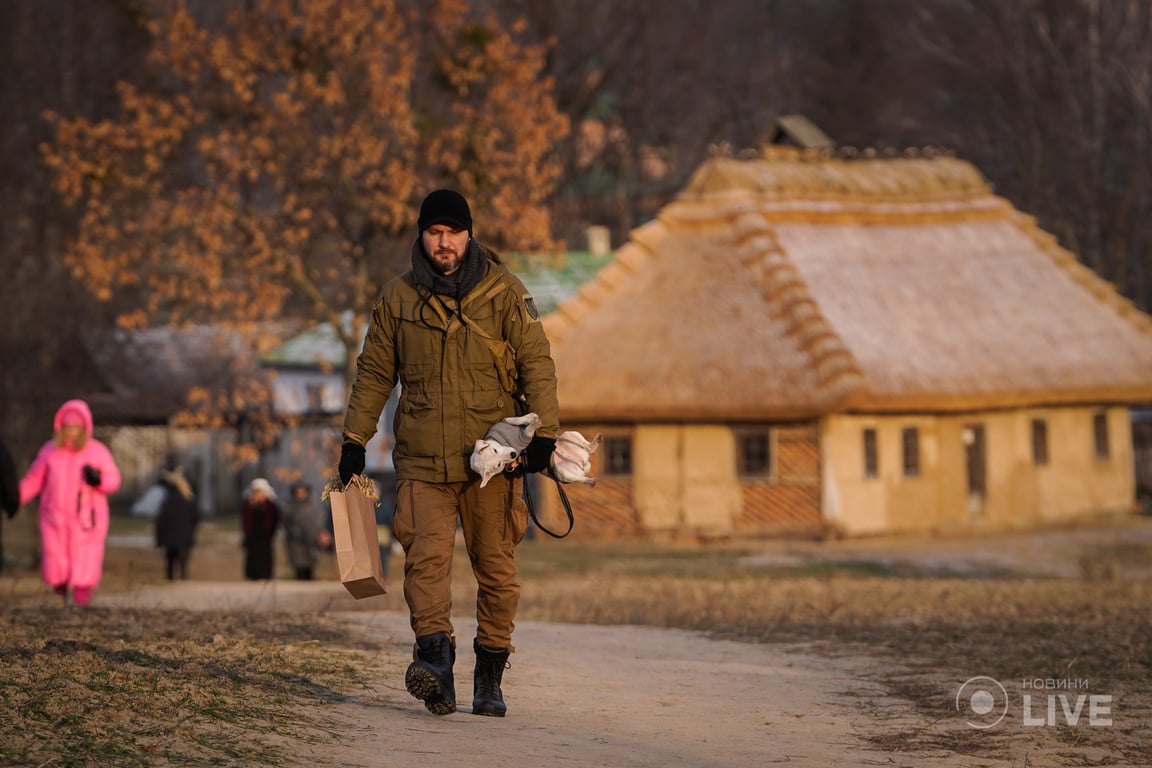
[329,484,387,598]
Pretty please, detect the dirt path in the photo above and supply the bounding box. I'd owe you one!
[104,581,1014,767]
[322,614,892,768]
[85,518,1152,767]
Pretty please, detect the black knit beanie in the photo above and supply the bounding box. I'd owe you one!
[418,188,473,235]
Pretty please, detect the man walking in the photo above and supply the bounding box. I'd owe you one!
[339,189,559,717]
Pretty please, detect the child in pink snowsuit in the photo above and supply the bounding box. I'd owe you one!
[19,399,121,606]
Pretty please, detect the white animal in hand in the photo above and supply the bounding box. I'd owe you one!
[470,413,543,487]
[550,431,603,486]
[470,441,519,488]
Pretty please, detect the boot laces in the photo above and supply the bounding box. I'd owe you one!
[420,636,452,666]
[477,655,509,696]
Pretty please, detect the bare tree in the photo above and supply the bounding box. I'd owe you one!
[896,0,1152,309]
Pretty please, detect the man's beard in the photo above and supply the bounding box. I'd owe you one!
[432,249,464,275]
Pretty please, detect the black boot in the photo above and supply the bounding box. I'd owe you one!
[406,633,456,715]
[472,639,510,717]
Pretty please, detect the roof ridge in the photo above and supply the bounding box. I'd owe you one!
[735,212,865,401]
[1012,211,1152,339]
[685,153,993,204]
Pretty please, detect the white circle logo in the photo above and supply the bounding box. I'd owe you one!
[956,676,1008,729]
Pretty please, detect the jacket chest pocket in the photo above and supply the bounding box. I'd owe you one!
[393,303,443,384]
[460,302,515,394]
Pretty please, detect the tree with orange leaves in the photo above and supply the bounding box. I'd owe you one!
[41,0,568,395]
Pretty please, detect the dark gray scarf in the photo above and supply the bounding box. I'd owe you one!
[411,237,488,300]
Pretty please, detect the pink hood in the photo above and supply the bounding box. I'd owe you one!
[54,399,94,435]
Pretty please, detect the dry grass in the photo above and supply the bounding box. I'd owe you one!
[0,517,383,767]
[0,607,373,766]
[1,516,1150,765]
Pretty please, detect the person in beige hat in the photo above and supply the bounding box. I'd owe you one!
[241,477,280,580]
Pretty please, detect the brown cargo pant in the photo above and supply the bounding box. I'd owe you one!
[392,474,529,650]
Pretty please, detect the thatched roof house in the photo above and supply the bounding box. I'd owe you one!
[540,147,1152,538]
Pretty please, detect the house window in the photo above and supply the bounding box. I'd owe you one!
[604,436,632,475]
[737,430,771,477]
[965,423,986,497]
[1031,418,1049,466]
[863,428,878,478]
[902,427,920,477]
[1093,412,1110,460]
[306,383,326,414]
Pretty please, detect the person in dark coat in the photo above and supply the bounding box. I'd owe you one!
[0,436,20,575]
[241,477,280,580]
[282,480,322,580]
[153,463,199,580]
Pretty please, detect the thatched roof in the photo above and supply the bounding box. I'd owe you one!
[544,147,1152,422]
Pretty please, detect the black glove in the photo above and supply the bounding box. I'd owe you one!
[82,465,102,488]
[517,435,556,475]
[338,441,366,485]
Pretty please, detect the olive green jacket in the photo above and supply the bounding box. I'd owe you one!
[343,248,559,483]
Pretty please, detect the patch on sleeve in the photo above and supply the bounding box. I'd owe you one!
[524,296,540,320]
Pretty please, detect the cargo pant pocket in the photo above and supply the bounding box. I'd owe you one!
[392,479,416,553]
[507,485,529,546]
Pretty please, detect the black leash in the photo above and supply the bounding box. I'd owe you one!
[520,470,574,539]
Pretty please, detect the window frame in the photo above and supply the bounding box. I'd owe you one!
[1093,411,1110,460]
[602,434,633,476]
[862,427,879,479]
[735,428,772,478]
[902,426,921,478]
[305,382,326,414]
[1031,417,1049,466]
